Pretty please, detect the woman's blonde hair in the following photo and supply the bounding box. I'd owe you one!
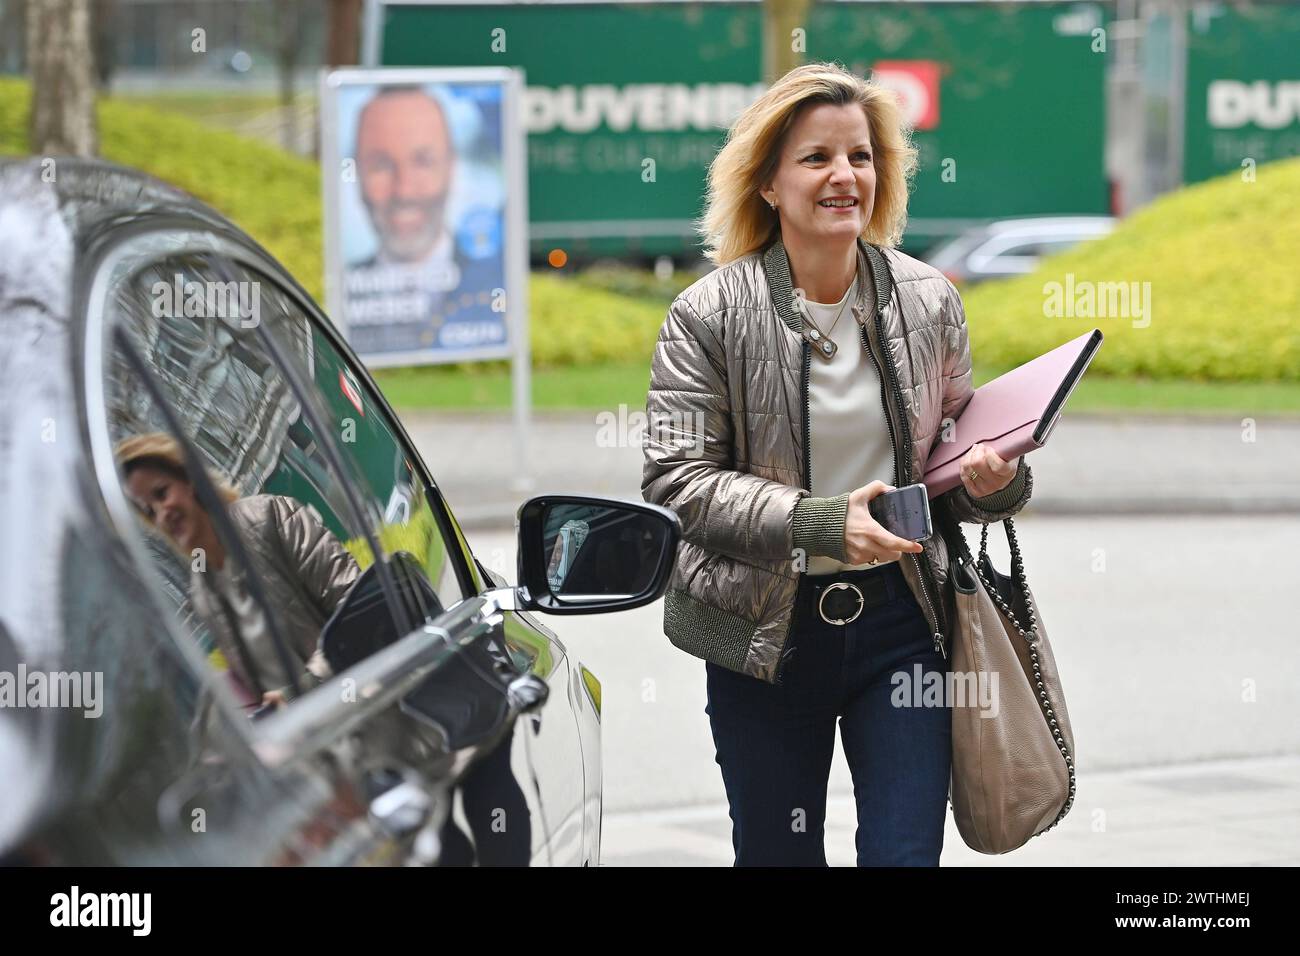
[114,431,240,506]
[697,61,918,264]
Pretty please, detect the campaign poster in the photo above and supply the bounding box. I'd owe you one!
[322,67,525,365]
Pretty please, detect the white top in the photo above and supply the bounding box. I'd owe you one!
[801,274,899,575]
[208,563,273,694]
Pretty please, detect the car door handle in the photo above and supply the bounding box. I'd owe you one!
[506,673,548,716]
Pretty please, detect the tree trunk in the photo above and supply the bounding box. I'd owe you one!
[319,0,363,160]
[27,0,99,157]
[763,0,813,84]
[326,0,362,67]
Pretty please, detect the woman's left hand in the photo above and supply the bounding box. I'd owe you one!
[958,442,1020,498]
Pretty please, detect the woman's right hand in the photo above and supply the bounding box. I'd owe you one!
[844,481,925,565]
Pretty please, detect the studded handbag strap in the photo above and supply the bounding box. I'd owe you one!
[959,517,1076,836]
[976,520,1038,638]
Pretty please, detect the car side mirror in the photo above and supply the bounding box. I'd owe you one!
[515,496,680,615]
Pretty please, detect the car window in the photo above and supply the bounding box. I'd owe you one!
[968,235,1038,274]
[992,240,1047,258]
[1032,237,1086,257]
[231,264,475,623]
[974,233,1090,265]
[99,245,413,714]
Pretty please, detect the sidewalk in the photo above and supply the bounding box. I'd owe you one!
[402,410,1300,529]
[599,754,1300,866]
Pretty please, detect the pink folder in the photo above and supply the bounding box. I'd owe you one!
[923,329,1103,497]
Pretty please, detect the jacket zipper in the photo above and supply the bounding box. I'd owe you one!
[857,303,948,660]
[802,340,814,496]
[779,266,948,680]
[776,339,813,687]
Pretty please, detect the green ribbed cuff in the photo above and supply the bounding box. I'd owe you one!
[792,493,850,563]
[969,457,1029,512]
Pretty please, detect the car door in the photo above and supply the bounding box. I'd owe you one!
[86,224,535,864]
[234,256,590,864]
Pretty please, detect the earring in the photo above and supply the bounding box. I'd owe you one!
[769,200,778,210]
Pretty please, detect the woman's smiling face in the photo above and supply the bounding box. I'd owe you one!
[126,464,208,553]
[761,101,876,248]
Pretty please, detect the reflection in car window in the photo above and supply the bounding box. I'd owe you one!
[101,250,403,713]
[542,504,660,598]
[114,426,351,709]
[250,273,468,624]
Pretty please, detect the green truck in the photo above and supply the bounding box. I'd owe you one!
[366,0,1297,260]
[1183,1,1300,184]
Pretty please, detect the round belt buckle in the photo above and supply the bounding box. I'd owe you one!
[818,582,865,625]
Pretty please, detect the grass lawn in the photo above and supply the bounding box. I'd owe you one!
[114,91,312,122]
[373,361,1300,416]
[374,362,652,411]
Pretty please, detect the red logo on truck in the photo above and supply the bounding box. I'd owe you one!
[872,61,941,131]
[339,369,365,417]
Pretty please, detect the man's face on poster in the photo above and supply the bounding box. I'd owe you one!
[355,89,454,264]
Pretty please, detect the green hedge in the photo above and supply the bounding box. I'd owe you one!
[961,156,1300,382]
[530,272,665,368]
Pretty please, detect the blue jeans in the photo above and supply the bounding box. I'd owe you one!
[705,561,952,867]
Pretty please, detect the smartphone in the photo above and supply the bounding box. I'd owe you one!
[249,701,278,721]
[868,482,933,542]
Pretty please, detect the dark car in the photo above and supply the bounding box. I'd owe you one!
[0,159,679,866]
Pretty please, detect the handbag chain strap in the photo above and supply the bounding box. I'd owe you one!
[963,516,1076,836]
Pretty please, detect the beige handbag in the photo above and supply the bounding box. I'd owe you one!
[945,518,1076,854]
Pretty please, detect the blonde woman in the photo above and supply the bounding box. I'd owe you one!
[115,433,359,709]
[642,62,1032,866]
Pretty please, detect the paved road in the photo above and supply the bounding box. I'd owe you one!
[596,755,1300,866]
[463,514,1300,865]
[404,410,1300,864]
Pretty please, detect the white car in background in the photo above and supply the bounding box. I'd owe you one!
[925,216,1116,284]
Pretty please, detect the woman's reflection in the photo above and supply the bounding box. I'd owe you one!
[115,432,359,711]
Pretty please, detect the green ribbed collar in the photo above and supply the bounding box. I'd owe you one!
[762,236,893,336]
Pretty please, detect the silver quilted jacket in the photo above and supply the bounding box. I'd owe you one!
[190,494,360,699]
[641,237,1033,683]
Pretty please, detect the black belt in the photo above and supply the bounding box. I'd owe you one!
[805,568,892,625]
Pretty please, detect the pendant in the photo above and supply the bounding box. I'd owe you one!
[802,322,837,360]
[811,335,837,360]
